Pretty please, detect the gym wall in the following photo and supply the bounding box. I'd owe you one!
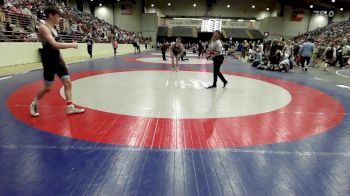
[0,43,136,67]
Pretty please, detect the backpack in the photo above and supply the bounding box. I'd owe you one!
[326,47,334,59]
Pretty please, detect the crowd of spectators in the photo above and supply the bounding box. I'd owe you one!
[0,0,152,44]
[218,20,350,71]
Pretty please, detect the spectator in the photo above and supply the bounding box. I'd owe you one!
[299,37,315,71]
[5,21,14,31]
[251,48,262,67]
[342,42,350,67]
[323,42,337,71]
[269,40,281,65]
[283,40,293,59]
[9,4,20,14]
[112,37,118,56]
[0,4,5,26]
[336,43,344,68]
[160,42,170,61]
[85,33,94,58]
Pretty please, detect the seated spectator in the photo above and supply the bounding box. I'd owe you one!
[22,6,32,16]
[9,4,20,14]
[251,49,262,67]
[0,4,5,26]
[5,21,14,32]
[0,31,6,41]
[26,32,37,42]
[248,48,256,62]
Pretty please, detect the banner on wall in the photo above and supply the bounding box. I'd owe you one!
[222,21,252,28]
[161,19,257,29]
[291,11,304,21]
[121,4,132,15]
[166,20,202,27]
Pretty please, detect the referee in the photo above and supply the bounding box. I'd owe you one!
[207,30,228,88]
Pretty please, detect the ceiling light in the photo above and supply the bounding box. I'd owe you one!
[193,3,197,7]
[310,5,313,8]
[332,0,335,2]
[227,5,230,8]
[168,3,171,6]
[266,8,269,11]
[340,8,343,11]
[99,3,102,6]
[151,4,154,7]
[252,5,255,8]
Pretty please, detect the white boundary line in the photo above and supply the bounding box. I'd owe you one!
[0,76,13,80]
[336,70,350,79]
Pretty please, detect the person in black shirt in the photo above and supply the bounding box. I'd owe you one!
[86,33,94,59]
[269,40,282,65]
[198,41,204,58]
[160,42,170,61]
[169,38,185,71]
[293,42,300,64]
[336,43,343,68]
[30,6,84,117]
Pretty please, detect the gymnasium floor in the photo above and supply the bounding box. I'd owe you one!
[1,50,350,196]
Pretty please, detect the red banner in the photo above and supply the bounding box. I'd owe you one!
[291,11,304,21]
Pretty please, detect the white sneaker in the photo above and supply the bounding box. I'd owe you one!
[30,102,39,117]
[176,67,179,72]
[66,105,85,115]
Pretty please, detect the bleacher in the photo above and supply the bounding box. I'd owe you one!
[171,26,194,37]
[223,28,264,40]
[249,29,264,39]
[224,28,250,39]
[4,12,34,30]
[0,10,36,42]
[157,26,168,36]
[0,9,84,42]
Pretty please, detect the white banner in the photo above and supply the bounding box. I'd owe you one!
[222,21,252,28]
[160,19,257,29]
[166,20,202,27]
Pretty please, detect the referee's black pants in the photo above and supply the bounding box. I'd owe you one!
[212,55,227,85]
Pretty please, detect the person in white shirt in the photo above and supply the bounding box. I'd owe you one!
[278,58,293,72]
[323,42,337,71]
[342,42,350,67]
[283,41,293,58]
[207,30,228,89]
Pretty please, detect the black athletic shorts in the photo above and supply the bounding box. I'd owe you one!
[39,49,69,82]
[172,50,179,56]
